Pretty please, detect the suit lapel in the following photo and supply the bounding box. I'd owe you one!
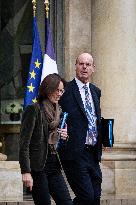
[71,79,100,120]
[71,79,87,117]
[89,84,99,118]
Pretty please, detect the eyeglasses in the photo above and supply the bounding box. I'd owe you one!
[56,88,65,94]
[77,62,95,68]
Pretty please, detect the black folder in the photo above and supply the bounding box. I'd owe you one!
[101,118,114,147]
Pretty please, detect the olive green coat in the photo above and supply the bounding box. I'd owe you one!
[19,103,48,174]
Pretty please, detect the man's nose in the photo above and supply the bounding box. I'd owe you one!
[83,63,87,69]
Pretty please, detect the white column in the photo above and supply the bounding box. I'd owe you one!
[64,0,92,80]
[91,0,136,144]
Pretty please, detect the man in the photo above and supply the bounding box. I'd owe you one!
[59,53,102,205]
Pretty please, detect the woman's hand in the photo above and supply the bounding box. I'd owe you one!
[57,124,69,141]
[22,173,33,191]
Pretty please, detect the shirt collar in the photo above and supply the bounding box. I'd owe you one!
[75,77,89,90]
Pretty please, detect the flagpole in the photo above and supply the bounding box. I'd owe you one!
[32,0,37,17]
[44,0,49,19]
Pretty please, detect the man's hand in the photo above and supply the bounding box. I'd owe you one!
[22,173,33,191]
[102,145,112,152]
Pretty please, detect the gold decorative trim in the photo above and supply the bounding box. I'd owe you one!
[32,0,37,17]
[44,0,50,19]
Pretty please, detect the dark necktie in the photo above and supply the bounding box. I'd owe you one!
[84,84,97,145]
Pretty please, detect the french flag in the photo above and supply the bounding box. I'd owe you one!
[41,19,58,82]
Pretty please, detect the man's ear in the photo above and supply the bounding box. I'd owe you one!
[92,64,96,72]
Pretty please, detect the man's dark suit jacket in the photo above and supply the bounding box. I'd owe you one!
[59,79,102,162]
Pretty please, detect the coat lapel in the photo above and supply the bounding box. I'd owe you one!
[89,84,99,119]
[71,79,87,117]
[70,79,100,120]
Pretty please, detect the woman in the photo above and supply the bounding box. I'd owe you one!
[19,73,73,205]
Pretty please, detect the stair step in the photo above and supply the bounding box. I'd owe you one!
[0,199,136,205]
